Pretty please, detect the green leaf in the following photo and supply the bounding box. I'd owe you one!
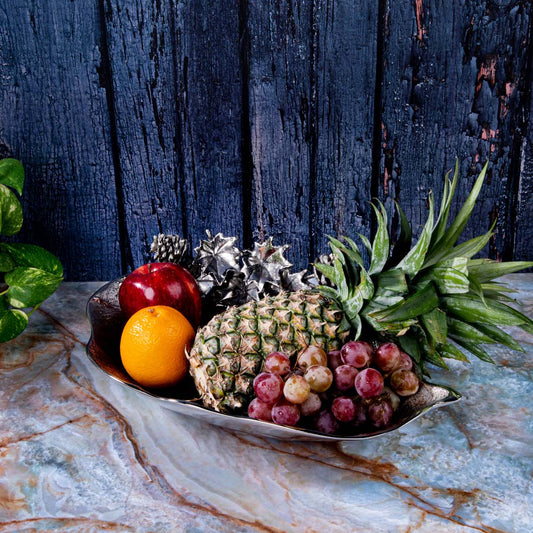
[398,332,422,364]
[329,239,360,292]
[437,342,470,362]
[374,269,408,296]
[396,192,434,277]
[432,224,495,266]
[480,283,517,303]
[5,267,62,308]
[421,308,448,346]
[425,161,488,266]
[361,298,415,333]
[342,287,364,318]
[317,285,339,301]
[473,323,524,352]
[368,202,390,275]
[370,282,439,323]
[419,330,449,369]
[483,292,517,304]
[358,233,373,255]
[468,271,485,303]
[327,236,375,303]
[363,313,417,334]
[0,305,28,342]
[328,236,364,268]
[388,201,412,268]
[345,309,362,339]
[468,259,533,283]
[520,322,533,336]
[425,265,470,294]
[447,317,496,344]
[443,294,533,327]
[336,263,374,328]
[0,184,23,236]
[332,255,350,300]
[0,243,63,276]
[367,294,404,308]
[480,281,518,295]
[314,262,337,285]
[440,256,469,274]
[424,350,449,369]
[449,336,495,363]
[0,251,15,272]
[431,160,459,247]
[357,265,374,301]
[0,158,24,195]
[341,235,363,257]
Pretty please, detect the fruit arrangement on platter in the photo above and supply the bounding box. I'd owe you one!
[99,161,533,438]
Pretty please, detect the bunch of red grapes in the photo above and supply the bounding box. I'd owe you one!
[247,341,420,435]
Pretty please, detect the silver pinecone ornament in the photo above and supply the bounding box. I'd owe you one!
[150,233,189,265]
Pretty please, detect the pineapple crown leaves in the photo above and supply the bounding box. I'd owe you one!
[314,235,373,338]
[316,160,533,371]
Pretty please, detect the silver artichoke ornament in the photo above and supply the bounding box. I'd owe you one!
[192,230,242,281]
[241,238,293,294]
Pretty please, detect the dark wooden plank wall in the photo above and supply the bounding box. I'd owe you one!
[0,0,121,279]
[0,0,531,281]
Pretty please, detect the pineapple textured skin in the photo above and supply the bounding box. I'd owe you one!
[188,290,351,412]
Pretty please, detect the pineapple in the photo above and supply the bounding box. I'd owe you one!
[188,161,533,413]
[188,291,351,412]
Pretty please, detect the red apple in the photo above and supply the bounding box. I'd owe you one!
[118,262,202,328]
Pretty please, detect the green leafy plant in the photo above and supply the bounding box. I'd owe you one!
[0,158,63,342]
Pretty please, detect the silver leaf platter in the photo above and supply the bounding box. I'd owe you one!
[86,278,462,442]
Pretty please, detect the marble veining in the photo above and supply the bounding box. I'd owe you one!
[0,276,532,532]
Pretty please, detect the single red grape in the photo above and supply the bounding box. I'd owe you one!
[248,398,273,421]
[340,341,373,368]
[297,345,328,369]
[314,409,340,435]
[264,351,291,376]
[397,351,413,371]
[327,350,343,370]
[368,398,393,428]
[331,396,356,422]
[304,365,333,393]
[300,392,322,416]
[283,374,311,404]
[375,342,401,373]
[354,368,384,398]
[334,364,359,391]
[271,398,300,426]
[253,372,284,405]
[389,369,420,396]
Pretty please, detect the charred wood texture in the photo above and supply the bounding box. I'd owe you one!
[0,0,531,280]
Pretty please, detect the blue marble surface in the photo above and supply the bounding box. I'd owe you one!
[0,275,532,532]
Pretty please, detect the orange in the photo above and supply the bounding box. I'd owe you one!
[120,305,195,389]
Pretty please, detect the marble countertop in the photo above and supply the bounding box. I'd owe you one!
[1,275,532,532]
